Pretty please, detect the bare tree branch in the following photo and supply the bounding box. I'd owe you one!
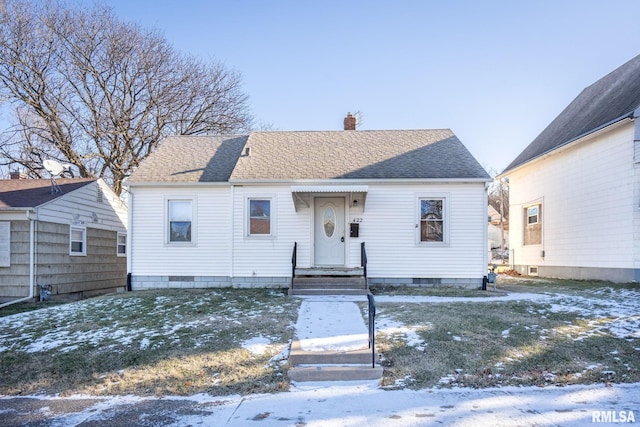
[0,0,253,194]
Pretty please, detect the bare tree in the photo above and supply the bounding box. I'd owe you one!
[0,0,253,194]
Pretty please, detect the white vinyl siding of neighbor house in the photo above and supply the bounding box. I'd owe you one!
[508,121,636,271]
[36,180,127,233]
[129,186,232,277]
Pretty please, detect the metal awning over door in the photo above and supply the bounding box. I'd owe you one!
[290,185,368,212]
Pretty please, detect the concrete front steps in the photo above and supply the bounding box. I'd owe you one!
[288,339,383,382]
[289,267,368,296]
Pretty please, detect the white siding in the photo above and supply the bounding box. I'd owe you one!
[231,186,310,277]
[130,182,488,281]
[37,180,127,233]
[130,186,232,276]
[360,184,487,278]
[508,122,636,270]
[231,183,487,279]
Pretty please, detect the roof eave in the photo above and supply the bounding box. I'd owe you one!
[229,177,492,185]
[499,114,635,178]
[125,181,232,188]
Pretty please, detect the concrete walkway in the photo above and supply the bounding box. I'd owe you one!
[287,296,383,381]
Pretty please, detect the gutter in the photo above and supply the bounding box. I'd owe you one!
[0,210,36,308]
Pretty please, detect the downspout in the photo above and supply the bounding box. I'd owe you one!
[482,182,489,280]
[0,210,36,308]
[126,189,133,291]
[230,185,235,280]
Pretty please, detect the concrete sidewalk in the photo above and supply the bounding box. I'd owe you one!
[1,382,638,426]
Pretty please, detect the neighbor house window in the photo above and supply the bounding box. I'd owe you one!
[117,233,126,256]
[419,198,446,243]
[248,198,271,236]
[70,226,86,255]
[168,200,193,243]
[524,203,542,245]
[527,206,539,225]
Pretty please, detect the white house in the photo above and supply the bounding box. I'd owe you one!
[0,176,128,304]
[126,116,491,293]
[499,54,640,282]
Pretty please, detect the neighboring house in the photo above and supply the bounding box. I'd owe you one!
[126,117,491,292]
[499,54,640,282]
[487,205,509,263]
[0,176,128,303]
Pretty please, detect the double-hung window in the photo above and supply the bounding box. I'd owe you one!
[418,196,448,244]
[168,199,193,243]
[524,203,542,245]
[70,226,86,255]
[527,206,539,225]
[248,198,272,236]
[117,233,127,256]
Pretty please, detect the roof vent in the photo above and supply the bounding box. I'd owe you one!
[243,147,250,157]
[344,113,356,131]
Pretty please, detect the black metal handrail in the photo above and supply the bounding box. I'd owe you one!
[360,242,367,282]
[291,242,297,289]
[367,292,376,368]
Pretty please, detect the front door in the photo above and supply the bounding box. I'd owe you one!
[314,197,345,266]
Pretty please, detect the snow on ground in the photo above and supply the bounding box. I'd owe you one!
[294,298,369,351]
[2,284,640,425]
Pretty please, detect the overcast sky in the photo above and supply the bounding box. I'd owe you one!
[88,0,640,173]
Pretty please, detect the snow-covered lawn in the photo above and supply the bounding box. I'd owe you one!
[0,277,639,426]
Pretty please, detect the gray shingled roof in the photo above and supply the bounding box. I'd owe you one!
[0,178,96,208]
[127,130,489,183]
[127,135,249,183]
[503,54,640,173]
[231,130,490,181]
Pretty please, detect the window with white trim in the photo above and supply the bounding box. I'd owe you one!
[524,203,542,245]
[248,198,272,236]
[70,226,86,255]
[419,197,446,243]
[167,199,193,243]
[117,233,126,256]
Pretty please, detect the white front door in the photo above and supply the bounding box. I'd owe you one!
[314,197,345,266]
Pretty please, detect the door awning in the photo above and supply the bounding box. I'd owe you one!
[290,185,368,212]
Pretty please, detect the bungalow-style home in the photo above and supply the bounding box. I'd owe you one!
[0,175,128,304]
[499,54,640,282]
[125,115,492,293]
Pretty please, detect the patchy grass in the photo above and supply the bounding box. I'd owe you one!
[0,289,299,397]
[370,285,504,298]
[1,276,639,398]
[376,276,640,390]
[0,300,66,318]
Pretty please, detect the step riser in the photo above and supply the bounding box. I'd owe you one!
[289,289,368,296]
[290,353,373,365]
[295,268,364,277]
[291,284,367,290]
[288,366,383,382]
[293,278,366,284]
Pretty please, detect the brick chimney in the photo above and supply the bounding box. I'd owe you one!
[10,170,28,179]
[344,113,356,131]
